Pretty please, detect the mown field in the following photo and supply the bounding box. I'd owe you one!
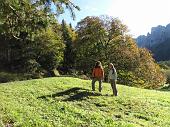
[0,77,170,127]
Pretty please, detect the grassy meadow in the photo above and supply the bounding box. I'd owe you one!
[0,77,170,127]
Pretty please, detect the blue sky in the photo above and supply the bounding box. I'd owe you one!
[58,0,170,37]
[58,0,112,26]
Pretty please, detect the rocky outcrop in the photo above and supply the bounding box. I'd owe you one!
[136,24,170,48]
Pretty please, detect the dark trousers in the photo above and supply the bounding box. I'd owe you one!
[110,79,118,96]
[92,78,102,92]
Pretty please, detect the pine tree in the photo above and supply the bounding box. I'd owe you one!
[61,20,76,73]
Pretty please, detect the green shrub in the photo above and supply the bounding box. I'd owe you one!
[117,70,145,87]
[158,62,170,70]
[164,70,170,84]
[0,71,42,83]
[0,72,25,83]
[158,61,170,68]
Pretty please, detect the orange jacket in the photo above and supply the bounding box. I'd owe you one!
[92,67,104,79]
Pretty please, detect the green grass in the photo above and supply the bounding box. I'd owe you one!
[0,77,170,127]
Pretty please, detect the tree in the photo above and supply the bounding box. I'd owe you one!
[133,48,166,88]
[0,0,49,38]
[0,0,75,75]
[75,15,166,88]
[61,20,77,72]
[75,16,108,73]
[33,0,80,20]
[35,27,65,72]
[75,16,136,73]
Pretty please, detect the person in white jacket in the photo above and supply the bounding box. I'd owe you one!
[108,63,118,96]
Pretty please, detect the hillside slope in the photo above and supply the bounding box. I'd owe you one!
[0,77,170,127]
[151,39,170,61]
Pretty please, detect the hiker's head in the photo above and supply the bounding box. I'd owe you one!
[95,61,102,68]
[109,63,114,69]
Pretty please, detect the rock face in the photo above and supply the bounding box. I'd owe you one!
[136,24,170,48]
[150,38,170,61]
[136,24,170,61]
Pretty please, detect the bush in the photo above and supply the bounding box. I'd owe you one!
[164,70,170,84]
[0,71,42,83]
[117,70,145,87]
[0,72,25,83]
[158,61,170,68]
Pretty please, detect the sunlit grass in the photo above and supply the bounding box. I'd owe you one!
[0,77,170,127]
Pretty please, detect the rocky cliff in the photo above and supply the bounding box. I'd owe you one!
[136,24,170,48]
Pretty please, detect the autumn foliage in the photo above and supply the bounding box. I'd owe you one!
[75,16,166,88]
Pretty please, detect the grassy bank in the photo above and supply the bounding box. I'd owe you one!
[0,77,170,127]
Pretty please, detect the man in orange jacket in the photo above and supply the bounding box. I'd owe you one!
[92,61,104,92]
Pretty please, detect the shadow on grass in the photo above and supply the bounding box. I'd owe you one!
[37,87,102,101]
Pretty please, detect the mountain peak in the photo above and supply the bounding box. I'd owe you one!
[136,23,170,61]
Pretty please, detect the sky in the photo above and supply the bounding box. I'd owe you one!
[58,0,170,37]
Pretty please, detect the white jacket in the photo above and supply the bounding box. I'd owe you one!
[108,68,117,81]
